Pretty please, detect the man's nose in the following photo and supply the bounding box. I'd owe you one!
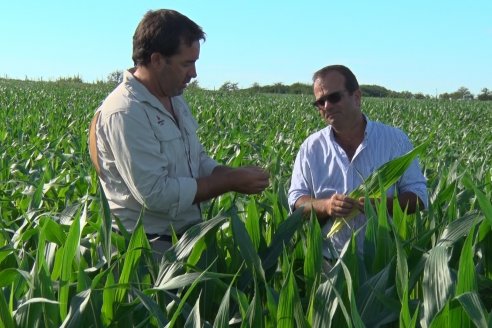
[189,65,197,78]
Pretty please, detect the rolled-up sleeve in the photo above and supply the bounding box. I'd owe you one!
[198,146,219,177]
[288,145,312,211]
[396,136,429,209]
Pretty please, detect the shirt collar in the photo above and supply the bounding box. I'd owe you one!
[123,69,170,116]
[327,114,373,141]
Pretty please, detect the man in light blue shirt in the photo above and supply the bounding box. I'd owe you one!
[288,65,427,260]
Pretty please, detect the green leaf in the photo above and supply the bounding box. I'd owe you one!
[167,214,228,262]
[422,245,453,327]
[260,208,304,272]
[329,138,431,237]
[303,213,322,298]
[0,289,14,328]
[455,224,477,294]
[167,261,216,328]
[244,277,263,328]
[59,215,81,320]
[115,216,148,303]
[98,182,114,267]
[184,293,201,328]
[231,212,265,282]
[339,261,365,328]
[277,264,296,328]
[462,174,492,226]
[60,289,91,328]
[213,284,232,328]
[0,268,31,288]
[393,222,409,301]
[154,271,231,291]
[133,288,168,327]
[456,292,488,328]
[101,272,115,325]
[41,217,66,246]
[245,198,261,251]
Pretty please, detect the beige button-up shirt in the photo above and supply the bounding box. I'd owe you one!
[94,70,218,235]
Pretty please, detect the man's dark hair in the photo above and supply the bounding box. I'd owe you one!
[132,9,205,66]
[312,65,359,94]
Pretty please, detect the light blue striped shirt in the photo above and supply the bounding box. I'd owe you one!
[288,117,428,258]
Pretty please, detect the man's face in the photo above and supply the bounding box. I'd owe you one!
[313,71,361,127]
[156,40,200,97]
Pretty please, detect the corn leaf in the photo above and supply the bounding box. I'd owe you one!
[115,217,147,304]
[277,255,308,328]
[422,245,453,328]
[260,208,304,272]
[59,214,81,320]
[98,182,113,267]
[101,272,115,325]
[184,293,201,328]
[167,214,228,262]
[60,289,91,328]
[132,288,168,327]
[303,212,322,298]
[246,199,262,251]
[456,292,488,328]
[462,174,492,226]
[0,288,14,328]
[328,138,430,237]
[213,284,232,328]
[230,211,265,282]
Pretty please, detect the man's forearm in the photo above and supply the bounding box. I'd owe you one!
[294,196,330,225]
[193,166,232,204]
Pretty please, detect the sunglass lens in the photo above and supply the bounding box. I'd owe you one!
[313,91,343,108]
[328,92,342,104]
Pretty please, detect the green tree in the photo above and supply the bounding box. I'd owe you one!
[453,86,473,100]
[107,70,124,85]
[360,84,391,98]
[477,88,492,101]
[187,80,201,90]
[218,81,239,92]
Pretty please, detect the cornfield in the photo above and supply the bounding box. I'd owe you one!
[0,78,491,327]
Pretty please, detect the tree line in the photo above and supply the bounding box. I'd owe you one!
[8,70,491,101]
[212,81,492,101]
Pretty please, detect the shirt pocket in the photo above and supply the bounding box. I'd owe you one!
[181,118,200,176]
[153,124,184,175]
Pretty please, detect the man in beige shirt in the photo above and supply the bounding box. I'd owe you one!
[89,9,269,256]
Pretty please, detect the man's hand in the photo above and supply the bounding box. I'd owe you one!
[194,165,270,203]
[228,166,270,194]
[294,193,361,225]
[326,193,360,218]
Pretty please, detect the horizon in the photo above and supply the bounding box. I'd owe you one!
[1,1,491,96]
[0,74,486,98]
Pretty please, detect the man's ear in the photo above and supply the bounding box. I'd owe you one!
[150,52,163,67]
[354,89,362,107]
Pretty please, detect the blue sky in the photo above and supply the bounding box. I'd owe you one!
[1,1,491,96]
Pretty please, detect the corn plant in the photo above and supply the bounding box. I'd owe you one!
[1,78,491,327]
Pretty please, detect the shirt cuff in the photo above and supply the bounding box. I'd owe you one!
[200,158,219,177]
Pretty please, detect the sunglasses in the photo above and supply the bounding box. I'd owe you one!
[312,90,346,109]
